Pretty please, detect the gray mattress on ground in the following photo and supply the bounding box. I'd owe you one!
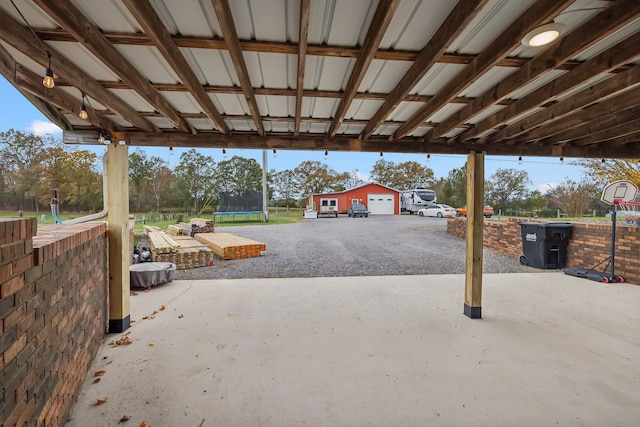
[129,262,176,288]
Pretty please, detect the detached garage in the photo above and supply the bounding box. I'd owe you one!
[308,183,400,215]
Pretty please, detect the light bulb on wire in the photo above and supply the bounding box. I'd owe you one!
[559,157,564,165]
[222,149,227,159]
[79,93,88,120]
[43,51,55,88]
[518,156,523,165]
[426,153,430,162]
[169,146,174,155]
[273,149,277,158]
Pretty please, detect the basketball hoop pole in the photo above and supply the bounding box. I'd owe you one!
[611,201,617,278]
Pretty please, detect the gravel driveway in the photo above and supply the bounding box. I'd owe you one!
[174,215,533,280]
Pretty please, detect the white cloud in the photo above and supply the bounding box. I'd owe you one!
[538,182,558,193]
[27,120,61,136]
[355,170,371,182]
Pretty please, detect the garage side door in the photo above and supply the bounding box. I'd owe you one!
[367,193,395,215]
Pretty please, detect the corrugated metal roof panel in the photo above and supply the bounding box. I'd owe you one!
[115,45,180,85]
[186,49,240,86]
[507,70,567,100]
[345,100,384,120]
[4,0,58,28]
[244,52,295,89]
[407,126,429,137]
[458,67,517,98]
[46,41,121,82]
[466,105,505,125]
[387,101,424,122]
[161,92,202,114]
[256,95,294,117]
[449,0,535,55]
[306,0,377,46]
[186,118,215,130]
[373,124,400,136]
[227,120,256,132]
[358,59,412,93]
[146,116,176,129]
[74,0,141,33]
[442,128,466,139]
[509,1,609,58]
[426,103,466,123]
[264,121,294,133]
[411,63,467,95]
[103,114,133,128]
[380,0,456,50]
[503,107,545,126]
[306,98,338,118]
[210,93,250,115]
[337,123,365,135]
[311,57,355,91]
[1,41,43,76]
[107,89,156,112]
[554,73,613,102]
[154,0,217,37]
[573,18,640,61]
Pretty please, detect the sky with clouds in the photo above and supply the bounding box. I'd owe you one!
[1,77,585,193]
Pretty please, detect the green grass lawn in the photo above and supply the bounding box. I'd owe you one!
[1,208,305,232]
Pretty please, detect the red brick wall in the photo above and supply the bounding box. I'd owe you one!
[447,217,640,285]
[1,218,108,426]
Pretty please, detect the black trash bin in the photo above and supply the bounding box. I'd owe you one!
[519,222,573,269]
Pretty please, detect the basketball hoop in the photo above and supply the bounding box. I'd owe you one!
[615,200,640,226]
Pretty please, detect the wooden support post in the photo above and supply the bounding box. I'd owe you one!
[464,151,484,319]
[107,143,131,332]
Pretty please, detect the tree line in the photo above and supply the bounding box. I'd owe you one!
[1,129,638,216]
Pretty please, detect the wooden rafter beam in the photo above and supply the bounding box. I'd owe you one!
[34,0,191,133]
[211,0,264,136]
[393,0,572,140]
[505,83,640,148]
[72,81,508,105]
[123,0,229,135]
[139,111,459,129]
[0,6,156,133]
[328,0,400,137]
[13,64,120,131]
[294,0,310,136]
[443,0,640,143]
[359,0,487,140]
[0,43,72,131]
[36,28,551,67]
[485,65,640,143]
[569,117,640,147]
[548,104,640,146]
[60,130,637,158]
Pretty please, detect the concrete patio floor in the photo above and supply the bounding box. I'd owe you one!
[66,273,640,426]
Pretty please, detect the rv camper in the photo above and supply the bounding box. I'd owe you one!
[400,188,437,214]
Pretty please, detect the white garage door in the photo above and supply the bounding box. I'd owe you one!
[367,193,395,215]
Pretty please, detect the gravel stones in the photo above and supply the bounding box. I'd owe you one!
[172,215,532,280]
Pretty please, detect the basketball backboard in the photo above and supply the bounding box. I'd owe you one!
[601,180,639,205]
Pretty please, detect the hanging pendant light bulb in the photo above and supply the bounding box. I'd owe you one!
[222,149,227,159]
[518,156,523,165]
[380,152,383,157]
[273,149,277,158]
[426,153,431,162]
[169,146,174,155]
[79,93,88,120]
[97,130,105,144]
[324,150,328,160]
[43,51,55,88]
[559,157,564,165]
